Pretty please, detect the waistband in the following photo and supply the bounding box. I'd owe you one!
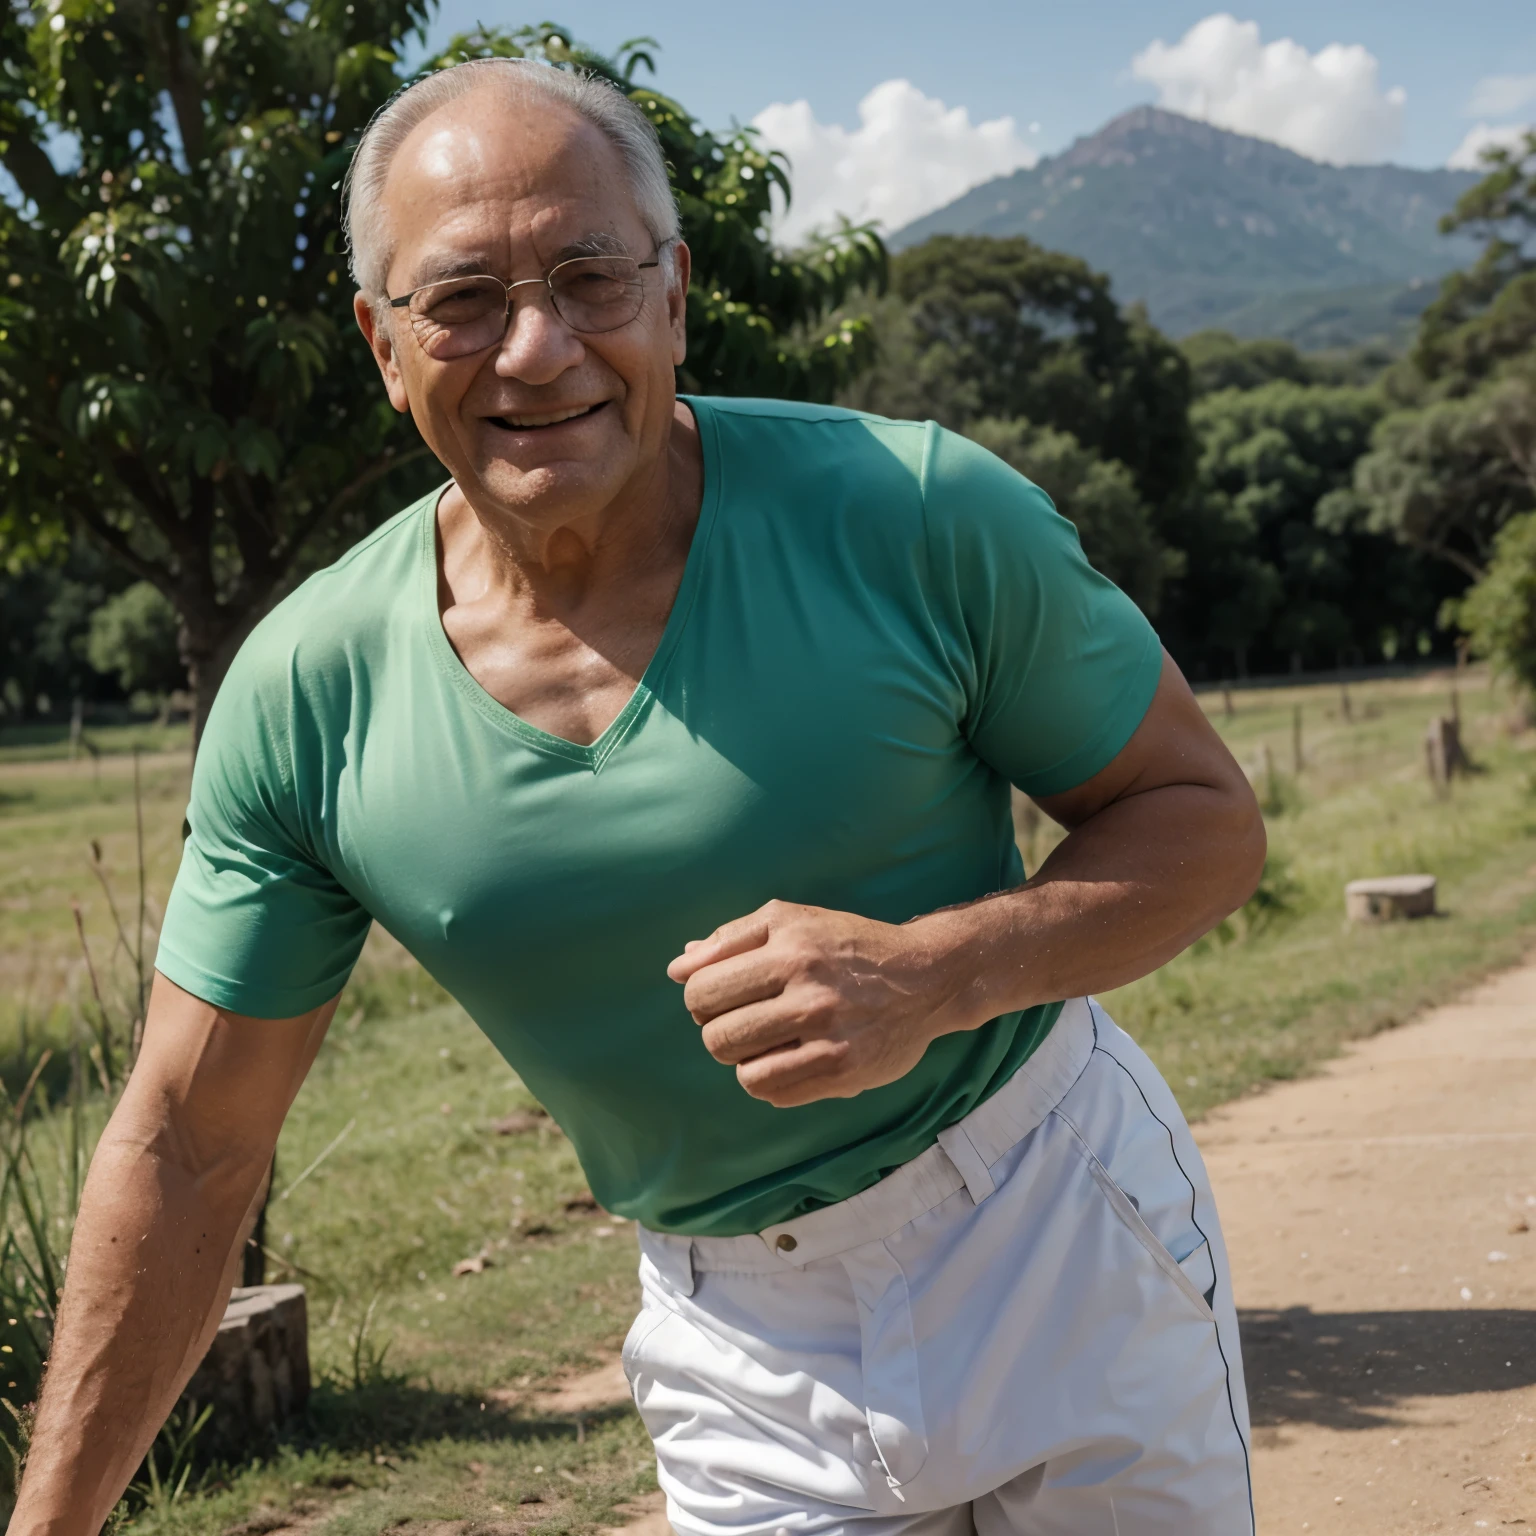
[640,996,1096,1293]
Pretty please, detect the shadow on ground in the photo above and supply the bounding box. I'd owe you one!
[1240,1307,1536,1430]
[202,1376,637,1465]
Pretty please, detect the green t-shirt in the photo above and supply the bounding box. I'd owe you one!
[156,397,1161,1236]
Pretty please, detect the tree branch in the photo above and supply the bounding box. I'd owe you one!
[161,27,207,167]
[1415,538,1487,584]
[110,453,188,550]
[281,444,434,560]
[69,503,177,593]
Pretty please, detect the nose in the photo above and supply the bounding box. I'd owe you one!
[492,284,585,385]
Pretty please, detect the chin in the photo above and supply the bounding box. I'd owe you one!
[467,459,620,518]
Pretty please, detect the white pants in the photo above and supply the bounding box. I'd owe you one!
[623,999,1253,1535]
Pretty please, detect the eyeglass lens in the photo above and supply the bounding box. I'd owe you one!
[408,257,647,359]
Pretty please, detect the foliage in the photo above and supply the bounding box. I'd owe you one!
[963,417,1175,614]
[841,235,1196,509]
[1416,130,1536,389]
[0,5,885,736]
[1450,509,1536,693]
[1343,383,1536,581]
[86,582,184,696]
[0,542,161,721]
[1164,382,1453,675]
[1181,330,1315,396]
[1339,132,1536,635]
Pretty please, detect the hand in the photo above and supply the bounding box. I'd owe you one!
[666,900,969,1108]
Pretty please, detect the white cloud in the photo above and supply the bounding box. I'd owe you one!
[1449,122,1533,171]
[1130,13,1405,164]
[1465,73,1536,119]
[751,80,1037,247]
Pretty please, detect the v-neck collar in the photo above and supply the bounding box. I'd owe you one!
[419,400,721,771]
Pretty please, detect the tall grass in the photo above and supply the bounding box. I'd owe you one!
[0,753,203,1518]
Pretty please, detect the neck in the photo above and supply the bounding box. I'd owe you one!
[440,403,702,617]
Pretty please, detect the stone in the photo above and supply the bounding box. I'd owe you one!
[1344,875,1437,923]
[180,1284,309,1451]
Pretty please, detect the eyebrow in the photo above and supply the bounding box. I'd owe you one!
[405,232,635,291]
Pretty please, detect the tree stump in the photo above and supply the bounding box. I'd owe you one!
[1345,875,1437,923]
[179,1284,310,1451]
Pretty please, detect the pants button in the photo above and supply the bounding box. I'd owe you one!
[775,1232,798,1253]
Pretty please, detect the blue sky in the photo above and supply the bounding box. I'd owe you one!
[424,1,1534,171]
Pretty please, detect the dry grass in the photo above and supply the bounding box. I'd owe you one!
[5,669,1536,1532]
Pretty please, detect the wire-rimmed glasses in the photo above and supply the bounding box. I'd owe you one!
[387,252,663,361]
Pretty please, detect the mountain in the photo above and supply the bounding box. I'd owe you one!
[889,107,1482,347]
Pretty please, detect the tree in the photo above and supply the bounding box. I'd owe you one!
[1164,382,1452,675]
[841,236,1196,510]
[1344,387,1535,582]
[1450,508,1536,694]
[963,418,1175,615]
[0,542,159,719]
[1339,134,1536,613]
[1181,330,1314,397]
[1415,130,1536,391]
[0,6,885,739]
[86,582,184,697]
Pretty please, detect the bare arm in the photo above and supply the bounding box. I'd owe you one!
[668,652,1266,1107]
[11,975,335,1535]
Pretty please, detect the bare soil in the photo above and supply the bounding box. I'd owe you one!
[1202,959,1536,1531]
[517,956,1536,1536]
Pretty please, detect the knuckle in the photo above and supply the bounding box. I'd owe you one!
[701,1024,735,1063]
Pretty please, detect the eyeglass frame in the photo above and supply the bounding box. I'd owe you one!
[384,243,671,351]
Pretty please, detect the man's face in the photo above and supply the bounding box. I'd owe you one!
[356,90,689,527]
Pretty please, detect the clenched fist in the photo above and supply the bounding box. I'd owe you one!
[666,900,977,1108]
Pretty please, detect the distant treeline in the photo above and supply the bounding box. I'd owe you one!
[839,147,1536,683]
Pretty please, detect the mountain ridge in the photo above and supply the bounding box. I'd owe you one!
[890,107,1481,346]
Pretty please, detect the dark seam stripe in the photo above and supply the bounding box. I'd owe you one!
[1087,1004,1256,1535]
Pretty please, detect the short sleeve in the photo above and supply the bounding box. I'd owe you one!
[155,641,372,1020]
[921,425,1163,798]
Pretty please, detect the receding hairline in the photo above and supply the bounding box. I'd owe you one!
[379,90,654,275]
[345,59,681,300]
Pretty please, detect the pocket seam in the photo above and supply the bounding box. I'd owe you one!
[1055,1110,1218,1323]
[620,1302,673,1387]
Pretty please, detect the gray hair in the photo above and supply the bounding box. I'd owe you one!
[343,58,681,297]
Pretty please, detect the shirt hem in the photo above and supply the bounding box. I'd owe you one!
[1012,627,1164,798]
[153,948,349,1021]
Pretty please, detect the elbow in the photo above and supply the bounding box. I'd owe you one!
[1228,781,1269,911]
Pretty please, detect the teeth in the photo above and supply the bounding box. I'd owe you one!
[497,404,596,429]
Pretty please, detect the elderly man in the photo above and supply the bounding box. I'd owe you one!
[15,58,1265,1535]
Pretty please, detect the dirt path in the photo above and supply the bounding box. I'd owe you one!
[556,962,1536,1536]
[1201,960,1536,1532]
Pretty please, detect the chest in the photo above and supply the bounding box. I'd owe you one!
[438,544,689,750]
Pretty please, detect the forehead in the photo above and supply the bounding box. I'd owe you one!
[380,89,647,285]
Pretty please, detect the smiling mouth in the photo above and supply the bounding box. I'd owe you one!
[486,401,607,431]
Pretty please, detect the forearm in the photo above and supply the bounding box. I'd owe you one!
[11,1122,268,1534]
[915,781,1267,1033]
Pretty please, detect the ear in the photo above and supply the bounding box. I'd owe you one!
[354,291,412,415]
[667,241,691,368]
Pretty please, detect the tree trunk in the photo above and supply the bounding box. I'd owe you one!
[182,614,259,754]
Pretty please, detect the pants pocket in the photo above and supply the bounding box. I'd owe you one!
[1082,1143,1218,1321]
[620,1300,672,1393]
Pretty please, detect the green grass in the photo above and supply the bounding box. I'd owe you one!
[2,666,1534,1531]
[10,978,656,1535]
[0,720,192,765]
[1099,668,1536,1115]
